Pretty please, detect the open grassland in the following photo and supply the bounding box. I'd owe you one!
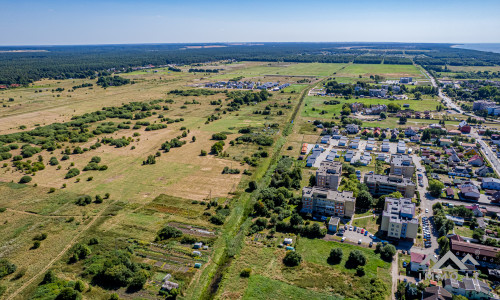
[218,238,391,300]
[213,62,347,78]
[446,65,500,72]
[335,64,426,80]
[0,62,306,299]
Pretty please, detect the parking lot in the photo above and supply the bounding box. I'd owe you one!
[338,224,375,247]
[422,216,433,249]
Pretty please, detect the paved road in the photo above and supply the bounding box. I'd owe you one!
[425,69,463,113]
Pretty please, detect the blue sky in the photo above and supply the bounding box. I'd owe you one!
[1,0,499,45]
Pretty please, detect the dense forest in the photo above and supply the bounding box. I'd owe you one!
[1,43,500,84]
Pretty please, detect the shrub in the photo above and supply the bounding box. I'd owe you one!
[209,214,224,225]
[328,248,343,265]
[283,251,302,267]
[69,243,91,262]
[212,133,227,140]
[240,268,252,277]
[33,233,48,241]
[49,187,56,193]
[49,157,59,166]
[88,237,99,245]
[0,259,17,278]
[356,266,365,276]
[200,150,207,156]
[95,195,103,203]
[32,241,41,249]
[65,168,80,179]
[19,175,32,184]
[346,250,366,268]
[75,195,92,206]
[156,225,182,241]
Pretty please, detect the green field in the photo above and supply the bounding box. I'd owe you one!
[302,95,440,118]
[336,64,426,80]
[242,275,340,300]
[219,62,347,77]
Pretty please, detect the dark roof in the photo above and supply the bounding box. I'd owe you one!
[423,286,452,300]
[451,239,499,258]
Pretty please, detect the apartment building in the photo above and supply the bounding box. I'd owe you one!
[301,187,356,218]
[316,161,342,191]
[380,197,418,239]
[472,100,496,111]
[390,154,415,178]
[364,174,415,198]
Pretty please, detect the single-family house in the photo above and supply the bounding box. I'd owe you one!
[459,184,480,201]
[345,124,359,134]
[440,139,452,147]
[482,177,500,190]
[422,286,452,300]
[405,127,417,137]
[410,252,429,272]
[476,166,493,177]
[445,187,454,199]
[468,155,484,167]
[446,215,465,226]
[443,278,492,300]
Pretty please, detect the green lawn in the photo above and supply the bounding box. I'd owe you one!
[352,216,380,234]
[242,275,341,300]
[296,238,391,281]
[454,225,473,238]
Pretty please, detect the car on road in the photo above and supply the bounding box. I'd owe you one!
[425,208,429,213]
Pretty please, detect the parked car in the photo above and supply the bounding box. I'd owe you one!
[364,231,368,236]
[358,239,362,244]
[341,237,346,242]
[403,262,407,268]
[369,242,373,247]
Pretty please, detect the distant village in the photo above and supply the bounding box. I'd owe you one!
[204,81,291,91]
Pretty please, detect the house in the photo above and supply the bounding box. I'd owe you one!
[448,130,462,136]
[405,127,417,137]
[446,215,465,226]
[364,104,387,115]
[443,278,492,300]
[369,89,387,97]
[380,197,418,239]
[381,141,390,152]
[400,77,413,84]
[459,184,480,201]
[350,102,364,113]
[482,177,500,190]
[321,135,331,144]
[301,143,308,154]
[440,139,452,147]
[422,286,452,300]
[328,217,340,232]
[397,141,406,153]
[345,124,359,134]
[338,137,348,146]
[445,187,455,199]
[410,252,429,272]
[459,121,471,133]
[468,155,484,167]
[476,166,493,177]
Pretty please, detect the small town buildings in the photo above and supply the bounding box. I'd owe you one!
[404,127,417,137]
[338,136,348,146]
[459,120,471,133]
[410,252,429,272]
[472,100,496,111]
[316,161,342,191]
[364,104,387,115]
[397,141,406,153]
[381,141,390,152]
[321,135,331,144]
[482,177,500,190]
[445,187,455,199]
[364,174,416,198]
[301,187,356,218]
[390,154,415,178]
[301,143,308,154]
[380,197,418,239]
[400,77,413,84]
[443,278,492,300]
[350,102,364,113]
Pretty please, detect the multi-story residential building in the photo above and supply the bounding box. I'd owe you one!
[450,234,499,268]
[380,197,418,239]
[301,187,356,218]
[472,100,496,111]
[390,154,415,178]
[364,174,415,198]
[316,161,342,191]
